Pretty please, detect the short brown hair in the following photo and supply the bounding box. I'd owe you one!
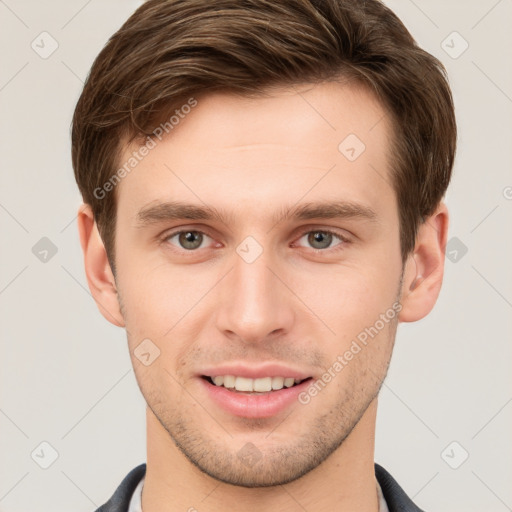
[72,0,456,272]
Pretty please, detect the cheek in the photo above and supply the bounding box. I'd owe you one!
[117,257,216,350]
[292,262,401,339]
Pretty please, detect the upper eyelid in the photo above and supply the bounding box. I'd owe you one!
[163,228,214,241]
[296,227,349,240]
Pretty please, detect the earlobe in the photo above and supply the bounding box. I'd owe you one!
[398,202,449,323]
[77,203,125,327]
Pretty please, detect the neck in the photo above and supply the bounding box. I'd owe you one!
[141,398,380,512]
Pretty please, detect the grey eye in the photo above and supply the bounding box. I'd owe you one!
[179,231,203,250]
[166,231,208,250]
[307,231,335,250]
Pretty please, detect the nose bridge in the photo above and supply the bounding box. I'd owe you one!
[216,242,294,342]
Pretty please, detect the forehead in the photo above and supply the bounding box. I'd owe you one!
[115,81,395,223]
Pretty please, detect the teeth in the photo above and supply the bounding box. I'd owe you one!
[271,376,284,390]
[212,376,224,386]
[223,375,235,389]
[209,375,303,392]
[253,377,272,392]
[235,376,253,392]
[284,378,295,388]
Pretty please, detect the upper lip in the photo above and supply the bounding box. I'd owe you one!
[200,362,312,380]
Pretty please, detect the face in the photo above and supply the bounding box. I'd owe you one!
[113,81,404,487]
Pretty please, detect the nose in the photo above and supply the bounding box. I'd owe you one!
[215,246,295,344]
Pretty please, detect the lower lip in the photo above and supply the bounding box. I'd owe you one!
[199,377,312,419]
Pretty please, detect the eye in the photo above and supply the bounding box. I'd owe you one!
[162,228,348,254]
[295,229,347,251]
[164,230,213,251]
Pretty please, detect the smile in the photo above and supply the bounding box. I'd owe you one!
[200,375,313,418]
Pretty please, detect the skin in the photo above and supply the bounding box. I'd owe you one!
[78,81,448,511]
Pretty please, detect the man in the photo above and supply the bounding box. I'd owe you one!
[72,0,456,510]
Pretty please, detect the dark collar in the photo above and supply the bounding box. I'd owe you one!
[375,463,425,512]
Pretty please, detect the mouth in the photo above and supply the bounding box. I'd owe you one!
[201,375,312,394]
[199,374,314,418]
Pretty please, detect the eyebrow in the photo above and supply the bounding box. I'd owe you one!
[135,199,378,228]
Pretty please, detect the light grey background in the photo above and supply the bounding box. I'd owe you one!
[1,0,511,511]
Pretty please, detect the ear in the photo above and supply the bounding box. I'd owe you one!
[398,202,449,322]
[77,203,125,327]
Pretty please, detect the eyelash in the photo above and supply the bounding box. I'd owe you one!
[294,228,350,252]
[161,228,350,253]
